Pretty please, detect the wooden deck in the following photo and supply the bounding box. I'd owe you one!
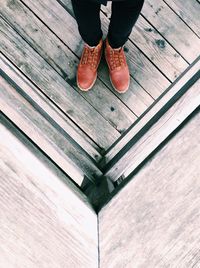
[99,108,200,268]
[1,1,200,266]
[0,114,98,268]
[0,0,200,188]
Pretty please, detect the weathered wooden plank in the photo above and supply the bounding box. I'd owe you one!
[0,74,103,185]
[22,0,170,99]
[0,113,93,208]
[0,118,98,268]
[103,57,200,166]
[98,60,154,117]
[0,17,120,149]
[99,109,200,268]
[0,0,137,131]
[142,0,200,63]
[131,16,189,81]
[58,0,155,116]
[101,2,188,81]
[0,53,102,161]
[15,0,153,118]
[104,76,200,182]
[164,0,200,37]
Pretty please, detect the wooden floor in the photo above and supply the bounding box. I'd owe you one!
[1,0,200,187]
[0,114,98,268]
[0,1,200,266]
[99,108,200,268]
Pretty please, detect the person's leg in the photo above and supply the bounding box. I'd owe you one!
[108,0,145,48]
[105,0,144,93]
[71,0,103,91]
[71,0,103,46]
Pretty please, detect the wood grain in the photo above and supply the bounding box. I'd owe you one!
[164,0,200,37]
[0,117,98,268]
[0,17,120,149]
[101,2,188,82]
[0,74,103,185]
[0,53,102,161]
[58,0,155,114]
[22,0,169,99]
[0,0,137,131]
[142,0,200,63]
[99,109,200,268]
[104,58,200,165]
[104,77,200,182]
[62,0,155,116]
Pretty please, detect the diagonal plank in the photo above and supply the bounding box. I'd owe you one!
[0,54,102,161]
[58,0,155,115]
[101,3,188,82]
[142,0,200,63]
[0,117,98,268]
[0,73,103,185]
[17,0,154,117]
[102,59,200,182]
[0,18,121,149]
[99,108,200,268]
[0,0,137,136]
[22,0,169,100]
[103,57,200,167]
[163,0,200,37]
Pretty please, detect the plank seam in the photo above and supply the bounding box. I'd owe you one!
[55,1,162,102]
[102,56,200,159]
[0,50,104,153]
[1,67,103,171]
[0,111,85,190]
[162,0,200,39]
[97,105,200,212]
[102,73,200,181]
[140,14,190,65]
[16,0,138,129]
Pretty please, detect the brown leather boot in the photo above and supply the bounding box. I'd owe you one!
[77,39,103,91]
[105,38,130,93]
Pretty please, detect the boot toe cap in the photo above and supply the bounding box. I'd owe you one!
[110,69,130,93]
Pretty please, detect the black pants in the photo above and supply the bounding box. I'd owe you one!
[71,0,144,48]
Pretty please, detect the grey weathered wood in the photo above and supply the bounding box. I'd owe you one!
[0,0,137,132]
[0,53,102,161]
[101,2,189,82]
[104,58,200,166]
[15,0,153,118]
[0,74,103,185]
[0,118,98,268]
[0,18,120,149]
[99,109,200,268]
[62,0,155,116]
[142,0,200,63]
[22,0,170,99]
[130,15,189,81]
[100,63,155,117]
[164,0,200,37]
[104,76,200,181]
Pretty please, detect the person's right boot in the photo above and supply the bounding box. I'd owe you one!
[105,38,130,93]
[77,39,103,91]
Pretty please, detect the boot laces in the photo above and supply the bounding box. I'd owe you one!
[110,48,125,70]
[81,45,99,69]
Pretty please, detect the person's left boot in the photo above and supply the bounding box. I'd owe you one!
[105,38,130,93]
[77,39,103,91]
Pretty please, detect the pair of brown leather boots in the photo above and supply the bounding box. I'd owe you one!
[77,38,130,94]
